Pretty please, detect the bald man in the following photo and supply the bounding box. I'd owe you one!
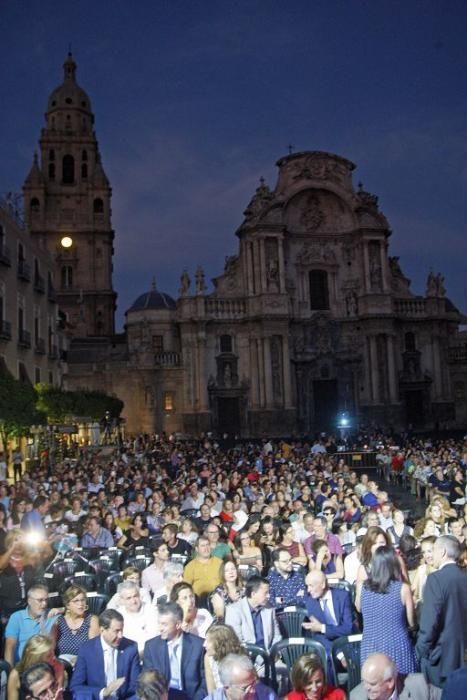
[350,653,441,700]
[302,570,353,653]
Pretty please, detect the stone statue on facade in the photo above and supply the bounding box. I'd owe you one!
[426,271,446,298]
[179,269,191,296]
[195,266,206,294]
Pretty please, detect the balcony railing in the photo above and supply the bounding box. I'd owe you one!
[0,320,12,340]
[154,351,181,367]
[204,297,246,319]
[34,274,45,293]
[0,243,11,266]
[17,259,31,282]
[448,346,467,363]
[34,337,46,354]
[393,298,426,317]
[18,328,31,348]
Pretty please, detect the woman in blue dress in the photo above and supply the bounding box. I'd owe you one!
[360,546,418,674]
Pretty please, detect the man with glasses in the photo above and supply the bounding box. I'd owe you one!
[4,584,58,666]
[203,653,278,699]
[21,662,63,700]
[267,548,306,607]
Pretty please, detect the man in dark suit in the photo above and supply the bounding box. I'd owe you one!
[302,570,353,652]
[143,602,206,700]
[416,535,467,688]
[70,608,140,700]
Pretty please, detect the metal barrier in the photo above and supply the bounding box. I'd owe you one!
[332,451,378,469]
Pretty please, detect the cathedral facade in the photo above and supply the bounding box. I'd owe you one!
[23,56,467,436]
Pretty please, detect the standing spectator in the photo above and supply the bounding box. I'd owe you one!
[225,575,281,652]
[416,535,467,688]
[267,548,306,607]
[183,536,222,598]
[360,547,417,674]
[12,447,23,483]
[4,583,58,666]
[142,601,206,700]
[20,495,49,536]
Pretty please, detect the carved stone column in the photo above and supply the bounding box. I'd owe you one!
[363,243,371,293]
[250,339,259,407]
[263,336,273,407]
[369,336,380,403]
[277,239,286,293]
[257,338,265,407]
[386,335,398,403]
[282,335,292,407]
[259,238,267,292]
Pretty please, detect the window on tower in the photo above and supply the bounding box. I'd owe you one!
[93,198,104,214]
[61,266,73,289]
[49,163,55,180]
[30,198,40,214]
[81,163,88,178]
[309,269,330,310]
[62,154,75,184]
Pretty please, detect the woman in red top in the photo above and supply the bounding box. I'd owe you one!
[286,654,345,700]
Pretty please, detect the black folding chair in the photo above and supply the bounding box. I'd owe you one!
[276,605,308,638]
[86,592,109,615]
[104,572,123,598]
[270,638,328,692]
[244,643,273,689]
[331,634,363,693]
[65,572,98,592]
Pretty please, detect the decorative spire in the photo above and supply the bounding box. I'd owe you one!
[151,277,157,291]
[24,151,44,186]
[63,52,77,82]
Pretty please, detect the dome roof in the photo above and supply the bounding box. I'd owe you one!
[47,53,92,114]
[128,286,176,312]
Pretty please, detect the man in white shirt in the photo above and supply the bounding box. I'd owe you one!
[116,581,159,656]
[180,482,204,512]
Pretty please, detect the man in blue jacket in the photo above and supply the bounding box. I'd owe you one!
[302,570,353,652]
[143,602,206,700]
[70,608,140,699]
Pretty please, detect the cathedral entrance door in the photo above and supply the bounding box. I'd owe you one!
[404,390,424,427]
[217,397,241,436]
[313,379,338,431]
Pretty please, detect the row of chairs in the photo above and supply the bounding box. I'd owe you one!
[245,634,363,695]
[47,590,109,615]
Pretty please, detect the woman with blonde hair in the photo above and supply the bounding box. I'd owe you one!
[203,623,246,692]
[54,585,100,664]
[7,634,65,700]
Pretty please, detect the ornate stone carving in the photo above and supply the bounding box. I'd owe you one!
[426,271,446,298]
[243,177,274,222]
[195,266,206,295]
[296,242,337,266]
[368,241,383,292]
[300,194,325,232]
[265,238,279,292]
[270,335,283,405]
[179,269,190,296]
[345,291,358,317]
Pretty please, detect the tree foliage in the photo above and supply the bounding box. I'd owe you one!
[35,384,124,423]
[0,370,45,449]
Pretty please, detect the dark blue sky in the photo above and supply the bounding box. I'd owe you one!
[1,1,466,329]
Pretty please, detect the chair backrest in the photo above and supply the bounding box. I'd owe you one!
[86,592,109,615]
[331,634,363,693]
[104,572,123,597]
[238,564,260,581]
[243,643,273,689]
[123,554,152,571]
[98,547,123,569]
[270,638,328,692]
[328,579,353,597]
[276,607,308,638]
[66,572,97,592]
[47,591,63,609]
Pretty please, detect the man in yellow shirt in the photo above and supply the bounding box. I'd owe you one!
[183,536,222,598]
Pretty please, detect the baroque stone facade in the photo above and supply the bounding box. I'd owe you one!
[27,57,467,436]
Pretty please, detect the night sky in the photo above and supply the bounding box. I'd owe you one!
[1,1,466,330]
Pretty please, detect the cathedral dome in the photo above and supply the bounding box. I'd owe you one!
[47,53,93,115]
[128,285,176,312]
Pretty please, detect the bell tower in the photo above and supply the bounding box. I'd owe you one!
[23,53,116,337]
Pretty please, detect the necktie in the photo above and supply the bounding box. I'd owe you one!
[322,597,335,626]
[169,642,181,689]
[106,647,116,684]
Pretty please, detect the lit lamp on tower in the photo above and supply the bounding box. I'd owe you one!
[60,235,73,249]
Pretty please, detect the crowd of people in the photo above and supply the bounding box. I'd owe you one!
[0,430,465,699]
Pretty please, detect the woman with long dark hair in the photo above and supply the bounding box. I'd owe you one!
[360,546,418,674]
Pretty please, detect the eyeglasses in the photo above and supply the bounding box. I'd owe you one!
[29,597,48,604]
[229,680,256,693]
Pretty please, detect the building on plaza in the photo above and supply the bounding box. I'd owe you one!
[0,196,66,386]
[21,55,467,436]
